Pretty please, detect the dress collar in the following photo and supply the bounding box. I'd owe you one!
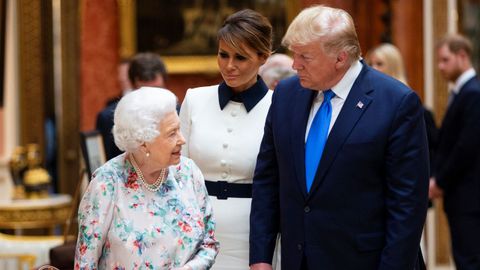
[218,76,269,112]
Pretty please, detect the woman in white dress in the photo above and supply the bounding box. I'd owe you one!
[179,9,278,270]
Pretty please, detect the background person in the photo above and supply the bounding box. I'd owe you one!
[258,53,296,90]
[180,9,279,270]
[75,87,218,270]
[249,5,429,270]
[365,43,408,84]
[96,52,167,160]
[430,33,480,270]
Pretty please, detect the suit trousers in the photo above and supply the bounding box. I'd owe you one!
[447,211,480,270]
[300,255,308,270]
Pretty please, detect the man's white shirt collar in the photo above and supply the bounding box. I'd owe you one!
[330,60,363,100]
[451,68,476,95]
[306,60,363,141]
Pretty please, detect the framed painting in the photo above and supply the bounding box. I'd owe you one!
[459,0,480,71]
[118,0,300,74]
[80,131,107,180]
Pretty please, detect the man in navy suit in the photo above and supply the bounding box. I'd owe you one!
[249,5,429,270]
[430,34,480,270]
[96,52,167,160]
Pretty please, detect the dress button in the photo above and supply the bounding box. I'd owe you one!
[231,111,237,117]
[304,206,310,213]
[221,172,228,179]
[297,244,303,250]
[227,128,233,133]
[223,143,228,148]
[220,160,226,166]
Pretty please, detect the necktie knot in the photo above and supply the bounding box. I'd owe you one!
[323,90,334,103]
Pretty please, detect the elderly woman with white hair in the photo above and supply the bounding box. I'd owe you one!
[75,87,219,270]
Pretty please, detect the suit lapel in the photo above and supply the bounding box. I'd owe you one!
[291,87,316,198]
[307,66,373,198]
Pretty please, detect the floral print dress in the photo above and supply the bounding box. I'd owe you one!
[74,154,218,270]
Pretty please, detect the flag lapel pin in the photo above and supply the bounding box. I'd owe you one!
[356,101,364,109]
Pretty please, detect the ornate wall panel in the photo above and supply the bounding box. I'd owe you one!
[18,0,46,153]
[57,0,80,195]
[433,3,451,124]
[431,0,452,265]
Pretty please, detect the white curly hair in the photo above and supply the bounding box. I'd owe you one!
[113,87,177,153]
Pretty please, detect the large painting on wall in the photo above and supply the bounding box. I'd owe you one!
[136,0,289,56]
[118,0,299,74]
[460,0,480,71]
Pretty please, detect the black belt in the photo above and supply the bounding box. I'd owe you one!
[205,180,252,200]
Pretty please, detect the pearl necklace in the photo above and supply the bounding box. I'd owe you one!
[130,154,167,192]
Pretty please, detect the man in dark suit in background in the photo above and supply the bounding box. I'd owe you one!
[96,52,167,160]
[249,5,429,270]
[430,34,480,270]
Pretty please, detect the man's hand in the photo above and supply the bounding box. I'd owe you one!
[250,263,273,270]
[429,177,443,199]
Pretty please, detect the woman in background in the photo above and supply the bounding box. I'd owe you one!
[366,43,408,84]
[75,87,218,270]
[180,9,279,270]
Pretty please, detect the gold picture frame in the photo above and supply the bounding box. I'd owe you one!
[118,0,300,74]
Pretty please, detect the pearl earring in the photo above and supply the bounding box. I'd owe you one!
[146,151,150,158]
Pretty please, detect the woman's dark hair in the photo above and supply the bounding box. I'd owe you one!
[217,9,272,57]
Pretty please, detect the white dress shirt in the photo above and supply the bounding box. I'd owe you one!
[305,60,363,141]
[452,67,476,95]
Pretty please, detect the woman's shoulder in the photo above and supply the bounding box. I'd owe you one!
[184,85,219,99]
[90,153,129,184]
[252,89,273,109]
[181,85,220,113]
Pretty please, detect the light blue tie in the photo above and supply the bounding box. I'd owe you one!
[305,90,334,192]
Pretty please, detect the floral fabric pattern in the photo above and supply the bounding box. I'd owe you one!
[75,154,218,270]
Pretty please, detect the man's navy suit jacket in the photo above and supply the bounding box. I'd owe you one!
[96,101,122,160]
[434,77,480,214]
[250,63,429,270]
